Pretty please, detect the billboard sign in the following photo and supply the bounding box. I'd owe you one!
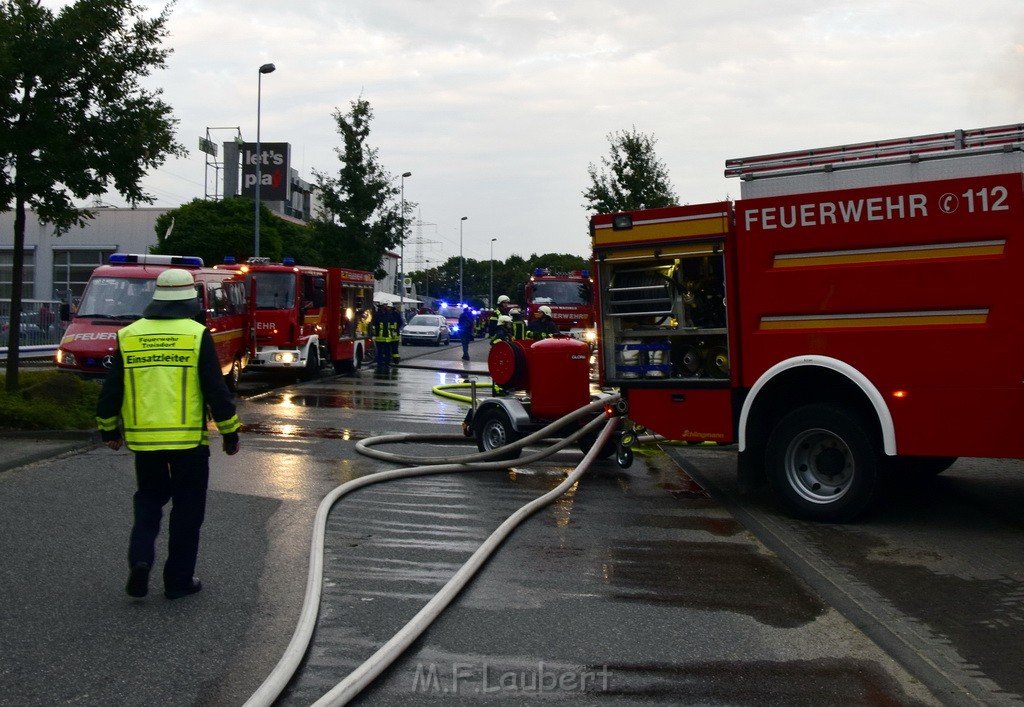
[241,142,290,201]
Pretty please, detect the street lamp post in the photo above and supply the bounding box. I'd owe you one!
[254,62,276,258]
[397,171,412,297]
[458,216,468,303]
[489,237,497,307]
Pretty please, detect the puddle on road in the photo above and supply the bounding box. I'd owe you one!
[599,538,825,628]
[251,392,400,411]
[241,422,370,441]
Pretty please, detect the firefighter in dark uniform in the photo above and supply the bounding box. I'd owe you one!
[491,314,514,344]
[96,269,240,601]
[458,305,474,360]
[372,302,391,371]
[527,305,560,339]
[490,294,513,336]
[388,302,403,368]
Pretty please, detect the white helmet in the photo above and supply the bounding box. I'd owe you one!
[152,269,197,301]
[538,305,552,317]
[497,315,512,325]
[497,295,510,305]
[508,307,521,316]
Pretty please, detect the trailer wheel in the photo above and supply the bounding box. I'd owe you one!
[578,432,616,460]
[474,407,521,460]
[765,404,881,522]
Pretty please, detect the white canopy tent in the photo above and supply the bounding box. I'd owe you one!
[372,291,420,305]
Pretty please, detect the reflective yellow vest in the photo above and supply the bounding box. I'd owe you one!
[114,318,214,451]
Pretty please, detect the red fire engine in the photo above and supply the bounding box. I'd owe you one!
[216,258,375,378]
[590,123,1024,521]
[523,268,596,344]
[55,254,251,389]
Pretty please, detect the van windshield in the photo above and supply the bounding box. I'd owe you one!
[76,277,157,318]
[251,272,296,309]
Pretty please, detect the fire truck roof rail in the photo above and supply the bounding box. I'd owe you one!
[724,123,1024,181]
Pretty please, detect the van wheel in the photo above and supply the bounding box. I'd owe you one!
[225,356,241,392]
[475,407,521,460]
[765,404,881,522]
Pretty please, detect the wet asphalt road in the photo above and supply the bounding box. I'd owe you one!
[0,337,1021,705]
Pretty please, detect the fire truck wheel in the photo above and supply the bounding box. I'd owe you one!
[765,404,881,522]
[225,356,241,392]
[303,348,320,381]
[474,407,522,460]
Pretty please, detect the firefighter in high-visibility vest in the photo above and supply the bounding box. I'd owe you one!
[96,268,240,601]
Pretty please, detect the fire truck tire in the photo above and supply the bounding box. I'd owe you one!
[765,404,881,522]
[474,407,522,460]
[302,349,320,381]
[225,356,241,392]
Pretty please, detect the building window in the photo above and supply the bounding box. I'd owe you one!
[0,248,35,300]
[52,248,115,303]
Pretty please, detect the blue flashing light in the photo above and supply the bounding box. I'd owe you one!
[534,268,545,276]
[223,256,236,264]
[581,269,589,278]
[283,257,295,266]
[108,253,203,267]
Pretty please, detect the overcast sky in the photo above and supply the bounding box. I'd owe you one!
[63,0,1024,268]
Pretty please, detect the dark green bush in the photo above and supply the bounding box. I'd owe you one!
[0,371,101,430]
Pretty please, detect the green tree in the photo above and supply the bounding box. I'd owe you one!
[312,97,413,278]
[152,197,318,266]
[583,127,677,214]
[0,0,184,391]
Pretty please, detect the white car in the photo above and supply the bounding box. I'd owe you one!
[401,314,452,346]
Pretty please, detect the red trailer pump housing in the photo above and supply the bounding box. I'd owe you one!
[486,337,590,420]
[528,338,591,420]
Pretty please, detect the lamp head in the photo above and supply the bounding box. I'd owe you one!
[259,63,276,74]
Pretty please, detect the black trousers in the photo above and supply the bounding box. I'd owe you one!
[128,449,210,589]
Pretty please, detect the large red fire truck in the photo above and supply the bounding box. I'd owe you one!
[523,268,596,344]
[216,258,375,378]
[55,254,251,389]
[590,122,1024,521]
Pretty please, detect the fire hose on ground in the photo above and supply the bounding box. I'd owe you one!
[244,393,621,707]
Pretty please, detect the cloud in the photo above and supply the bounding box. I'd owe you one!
[72,0,1024,263]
